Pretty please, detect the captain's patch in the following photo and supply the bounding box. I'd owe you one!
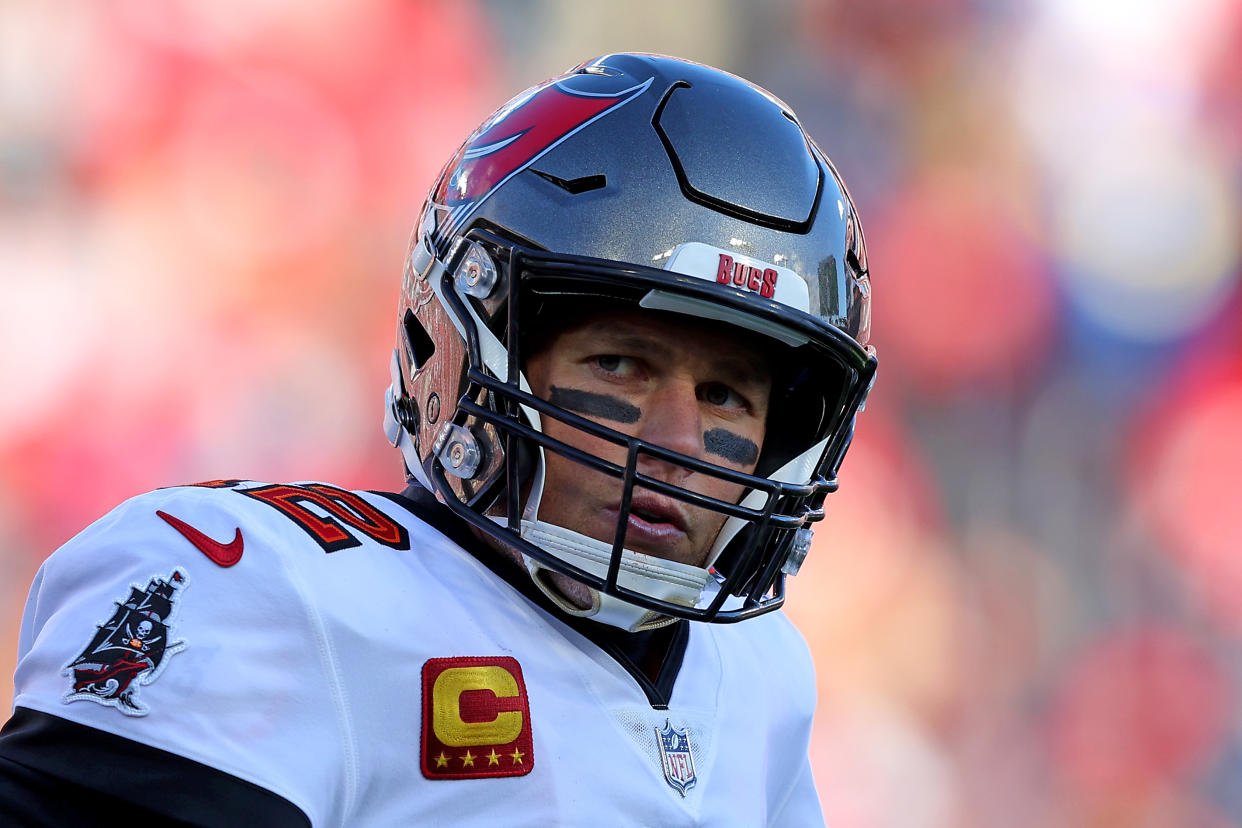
[421,656,534,780]
[62,569,189,717]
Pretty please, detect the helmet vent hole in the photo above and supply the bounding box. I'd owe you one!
[403,309,436,370]
[532,169,607,195]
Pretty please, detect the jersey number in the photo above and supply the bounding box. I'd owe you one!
[240,483,410,553]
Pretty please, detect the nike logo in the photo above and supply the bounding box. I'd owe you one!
[157,510,244,567]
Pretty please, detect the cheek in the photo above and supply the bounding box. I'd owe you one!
[536,419,624,510]
[701,477,748,510]
[540,416,626,467]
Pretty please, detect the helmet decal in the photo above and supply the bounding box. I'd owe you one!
[430,67,654,251]
[661,242,811,312]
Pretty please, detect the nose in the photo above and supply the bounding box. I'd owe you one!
[635,377,703,480]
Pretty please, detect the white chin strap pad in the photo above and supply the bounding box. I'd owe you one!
[521,519,713,633]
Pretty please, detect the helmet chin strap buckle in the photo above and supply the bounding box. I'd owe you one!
[782,527,814,576]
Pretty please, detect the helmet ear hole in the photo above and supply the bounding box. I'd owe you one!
[403,309,436,370]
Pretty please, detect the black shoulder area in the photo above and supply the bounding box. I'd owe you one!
[0,707,309,827]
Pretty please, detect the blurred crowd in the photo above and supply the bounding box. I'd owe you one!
[2,0,1240,824]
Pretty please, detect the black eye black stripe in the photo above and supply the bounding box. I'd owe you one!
[549,387,759,465]
[549,386,641,424]
[704,428,759,466]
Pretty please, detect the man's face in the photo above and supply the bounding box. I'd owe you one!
[524,309,771,568]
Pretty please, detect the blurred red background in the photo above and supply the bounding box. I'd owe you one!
[3,1,1241,823]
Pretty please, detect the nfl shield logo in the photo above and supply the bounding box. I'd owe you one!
[655,719,697,796]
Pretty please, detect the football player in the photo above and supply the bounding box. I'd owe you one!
[1,53,875,825]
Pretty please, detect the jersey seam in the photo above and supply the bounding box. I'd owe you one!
[768,749,811,824]
[237,484,362,826]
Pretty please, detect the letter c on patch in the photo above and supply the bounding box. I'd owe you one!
[432,665,523,746]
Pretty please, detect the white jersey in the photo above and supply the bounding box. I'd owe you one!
[7,480,824,827]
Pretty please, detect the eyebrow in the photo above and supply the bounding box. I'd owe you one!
[595,333,771,390]
[549,386,641,424]
[704,428,759,466]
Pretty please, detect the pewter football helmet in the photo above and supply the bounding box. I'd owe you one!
[385,53,876,630]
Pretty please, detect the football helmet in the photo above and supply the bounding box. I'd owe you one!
[384,53,876,630]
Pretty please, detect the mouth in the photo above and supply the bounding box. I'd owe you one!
[608,491,690,550]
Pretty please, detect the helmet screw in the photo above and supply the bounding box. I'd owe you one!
[454,242,498,298]
[426,392,440,424]
[433,423,482,479]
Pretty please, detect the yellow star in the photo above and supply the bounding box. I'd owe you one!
[461,750,475,767]
[510,748,525,765]
[434,752,449,768]
[487,749,501,766]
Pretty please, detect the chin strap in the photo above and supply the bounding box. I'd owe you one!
[513,417,708,632]
[520,519,712,632]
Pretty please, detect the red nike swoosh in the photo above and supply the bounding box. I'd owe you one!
[156,510,244,567]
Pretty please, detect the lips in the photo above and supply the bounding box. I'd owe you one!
[607,490,690,551]
[627,491,688,531]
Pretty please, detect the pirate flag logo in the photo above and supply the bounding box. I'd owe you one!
[63,569,189,716]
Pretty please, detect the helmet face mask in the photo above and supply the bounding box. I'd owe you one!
[385,54,877,629]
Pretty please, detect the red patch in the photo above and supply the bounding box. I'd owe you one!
[421,656,534,780]
[157,510,244,567]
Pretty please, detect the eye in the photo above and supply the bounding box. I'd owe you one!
[701,382,747,410]
[593,354,637,377]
